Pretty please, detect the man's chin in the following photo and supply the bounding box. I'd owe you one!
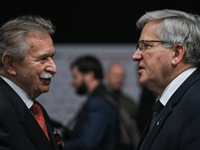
[139,77,147,87]
[41,86,50,93]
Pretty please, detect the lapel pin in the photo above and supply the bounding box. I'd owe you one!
[53,131,62,146]
[157,118,161,125]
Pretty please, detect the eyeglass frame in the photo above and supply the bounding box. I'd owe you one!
[136,40,168,54]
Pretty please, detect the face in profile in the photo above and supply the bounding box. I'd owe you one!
[132,21,174,93]
[12,31,57,99]
[71,66,88,95]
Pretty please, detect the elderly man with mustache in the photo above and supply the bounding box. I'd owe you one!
[0,15,62,150]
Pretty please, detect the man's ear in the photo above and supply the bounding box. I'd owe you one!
[172,44,185,65]
[2,54,16,75]
[85,71,94,81]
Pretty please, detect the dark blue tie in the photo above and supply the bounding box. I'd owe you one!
[140,100,164,150]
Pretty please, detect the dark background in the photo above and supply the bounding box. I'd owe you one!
[0,0,200,44]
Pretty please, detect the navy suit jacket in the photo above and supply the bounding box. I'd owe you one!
[0,77,61,150]
[64,84,118,150]
[137,68,200,150]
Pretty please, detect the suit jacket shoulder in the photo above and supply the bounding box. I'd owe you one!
[0,77,61,150]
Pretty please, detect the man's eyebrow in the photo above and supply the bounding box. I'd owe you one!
[40,51,56,57]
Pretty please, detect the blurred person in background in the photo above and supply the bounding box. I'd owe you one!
[105,62,140,150]
[63,55,118,150]
[105,63,138,120]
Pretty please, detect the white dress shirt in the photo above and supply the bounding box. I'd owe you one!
[0,75,33,109]
[158,67,197,106]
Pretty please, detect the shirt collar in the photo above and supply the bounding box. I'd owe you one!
[0,75,34,108]
[159,67,197,106]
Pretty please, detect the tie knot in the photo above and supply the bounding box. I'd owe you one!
[155,100,164,113]
[30,102,41,115]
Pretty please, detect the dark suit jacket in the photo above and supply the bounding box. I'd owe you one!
[0,77,61,150]
[64,84,118,150]
[137,68,200,150]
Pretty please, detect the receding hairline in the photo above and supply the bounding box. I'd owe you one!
[108,63,124,74]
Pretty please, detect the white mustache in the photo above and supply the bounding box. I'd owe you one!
[40,72,55,79]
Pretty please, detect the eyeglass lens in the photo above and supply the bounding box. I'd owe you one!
[135,41,145,54]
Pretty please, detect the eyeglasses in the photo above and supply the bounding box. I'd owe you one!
[136,40,167,54]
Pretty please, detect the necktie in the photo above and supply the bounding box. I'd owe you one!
[30,102,50,141]
[148,100,164,133]
[140,100,164,150]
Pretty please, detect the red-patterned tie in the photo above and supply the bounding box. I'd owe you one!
[30,102,50,141]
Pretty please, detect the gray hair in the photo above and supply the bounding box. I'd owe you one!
[137,9,200,66]
[0,15,55,69]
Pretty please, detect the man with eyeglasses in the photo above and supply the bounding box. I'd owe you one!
[132,9,200,150]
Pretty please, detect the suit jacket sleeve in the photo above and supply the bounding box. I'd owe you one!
[64,97,117,150]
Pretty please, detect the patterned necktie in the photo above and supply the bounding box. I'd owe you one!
[140,100,164,150]
[30,102,50,141]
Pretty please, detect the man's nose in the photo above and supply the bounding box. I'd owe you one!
[46,58,57,74]
[132,49,143,61]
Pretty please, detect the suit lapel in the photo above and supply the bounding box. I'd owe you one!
[136,118,151,150]
[24,111,53,150]
[41,103,61,150]
[138,68,200,149]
